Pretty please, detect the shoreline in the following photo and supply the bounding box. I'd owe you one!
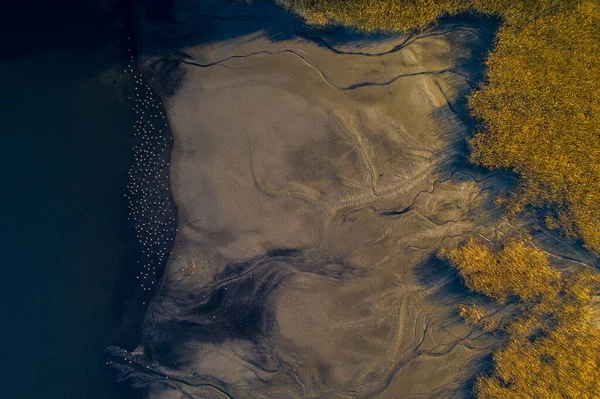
[108,0,180,353]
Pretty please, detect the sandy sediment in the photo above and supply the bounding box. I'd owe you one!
[107,1,529,398]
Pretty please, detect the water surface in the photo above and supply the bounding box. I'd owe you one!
[1,1,142,397]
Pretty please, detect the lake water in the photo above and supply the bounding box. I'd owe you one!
[1,1,142,397]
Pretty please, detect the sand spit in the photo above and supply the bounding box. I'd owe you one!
[107,0,522,397]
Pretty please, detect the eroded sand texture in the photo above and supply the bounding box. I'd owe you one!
[108,1,520,397]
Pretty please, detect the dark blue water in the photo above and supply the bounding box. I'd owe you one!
[1,1,142,397]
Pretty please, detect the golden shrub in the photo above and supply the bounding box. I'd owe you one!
[445,238,600,399]
[469,2,600,255]
[459,303,486,324]
[440,237,561,303]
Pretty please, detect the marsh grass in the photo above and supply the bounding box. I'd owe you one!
[442,238,600,398]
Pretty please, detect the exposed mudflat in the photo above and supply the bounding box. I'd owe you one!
[105,0,599,398]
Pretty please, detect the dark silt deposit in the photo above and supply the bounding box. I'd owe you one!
[104,1,518,398]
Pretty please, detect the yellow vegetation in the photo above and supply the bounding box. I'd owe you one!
[458,303,486,325]
[442,238,600,399]
[276,0,582,31]
[469,2,600,255]
[275,0,600,255]
[440,237,561,303]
